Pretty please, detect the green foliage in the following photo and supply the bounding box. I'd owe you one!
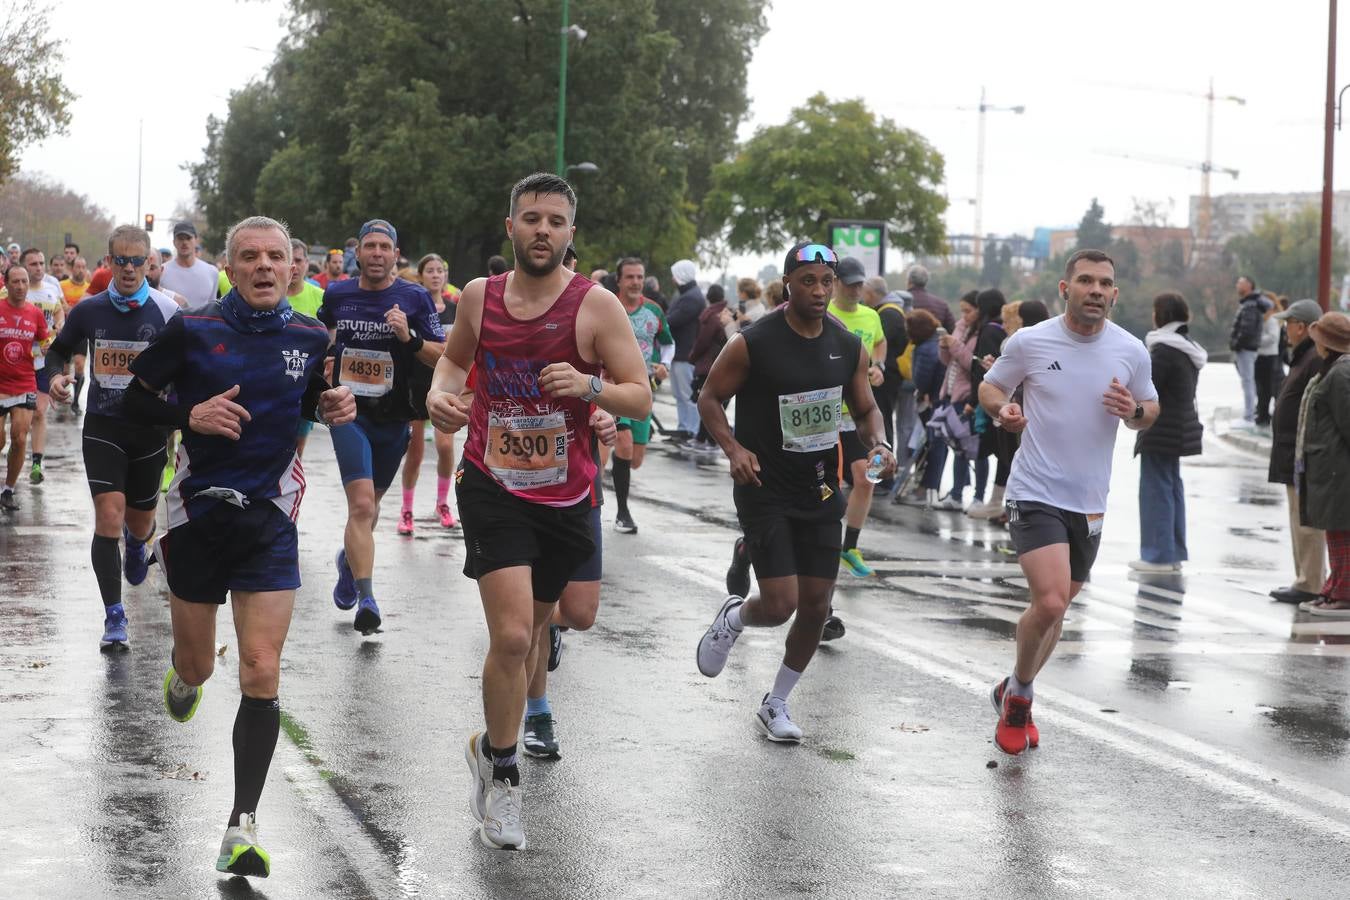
[0,174,115,260]
[190,0,765,281]
[1225,206,1345,301]
[1075,198,1111,251]
[980,243,1013,290]
[0,2,75,187]
[703,93,947,256]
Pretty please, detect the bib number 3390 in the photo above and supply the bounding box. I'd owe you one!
[486,410,568,490]
[339,348,394,398]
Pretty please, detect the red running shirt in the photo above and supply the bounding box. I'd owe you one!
[0,302,48,395]
[462,272,600,507]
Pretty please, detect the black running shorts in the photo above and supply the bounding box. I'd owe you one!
[82,414,166,510]
[736,505,842,582]
[1006,499,1102,584]
[456,460,596,603]
[157,502,300,604]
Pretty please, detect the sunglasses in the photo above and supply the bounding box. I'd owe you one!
[111,255,148,268]
[791,244,838,265]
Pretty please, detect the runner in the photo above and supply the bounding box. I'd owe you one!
[286,239,324,457]
[396,253,459,534]
[320,219,445,633]
[425,172,651,850]
[160,223,220,306]
[978,248,1158,754]
[611,256,673,534]
[22,248,65,485]
[695,242,894,742]
[121,215,354,878]
[65,256,92,414]
[0,264,48,510]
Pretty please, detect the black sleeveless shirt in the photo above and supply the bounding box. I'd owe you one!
[733,308,862,518]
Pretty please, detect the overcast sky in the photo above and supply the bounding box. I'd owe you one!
[19,0,1349,266]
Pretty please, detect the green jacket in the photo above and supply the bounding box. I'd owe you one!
[1298,356,1350,531]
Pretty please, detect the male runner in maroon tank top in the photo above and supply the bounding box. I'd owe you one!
[426,172,651,851]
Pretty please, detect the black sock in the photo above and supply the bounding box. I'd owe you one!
[844,526,860,552]
[612,457,631,519]
[92,535,122,607]
[230,694,280,827]
[31,452,42,465]
[491,742,520,786]
[73,373,84,401]
[355,576,374,599]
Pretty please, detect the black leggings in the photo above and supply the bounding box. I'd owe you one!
[1255,355,1280,424]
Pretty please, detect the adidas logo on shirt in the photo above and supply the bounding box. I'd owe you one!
[1047,361,1063,371]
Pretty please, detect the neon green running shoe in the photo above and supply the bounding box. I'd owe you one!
[839,548,874,578]
[162,666,203,723]
[29,461,43,484]
[215,813,270,878]
[160,462,175,493]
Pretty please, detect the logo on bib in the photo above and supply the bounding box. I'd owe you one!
[282,349,309,381]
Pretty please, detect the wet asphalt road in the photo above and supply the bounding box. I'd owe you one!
[5,364,1350,899]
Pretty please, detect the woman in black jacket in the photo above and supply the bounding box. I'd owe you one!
[1132,292,1207,572]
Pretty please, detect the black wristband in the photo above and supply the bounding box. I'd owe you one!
[406,334,424,354]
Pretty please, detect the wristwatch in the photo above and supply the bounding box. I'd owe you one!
[1132,402,1144,420]
[581,375,604,402]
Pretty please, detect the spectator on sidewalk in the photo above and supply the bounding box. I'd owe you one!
[688,284,731,452]
[666,259,706,442]
[1255,297,1283,426]
[1130,293,1206,573]
[1268,300,1328,604]
[1229,275,1268,426]
[906,264,954,333]
[1297,312,1350,616]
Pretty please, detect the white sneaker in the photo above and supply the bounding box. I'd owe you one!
[215,812,270,877]
[1128,559,1181,573]
[481,779,527,850]
[966,499,1002,519]
[755,694,803,743]
[696,596,743,677]
[932,493,965,512]
[464,732,493,822]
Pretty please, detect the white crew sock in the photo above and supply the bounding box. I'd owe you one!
[726,603,745,631]
[770,664,803,702]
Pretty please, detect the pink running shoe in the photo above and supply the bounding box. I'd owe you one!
[437,504,456,528]
[397,509,414,536]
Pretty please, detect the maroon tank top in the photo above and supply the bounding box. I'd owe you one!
[462,272,600,506]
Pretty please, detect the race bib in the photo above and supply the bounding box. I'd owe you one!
[339,347,394,398]
[92,339,148,390]
[778,386,842,453]
[485,410,568,490]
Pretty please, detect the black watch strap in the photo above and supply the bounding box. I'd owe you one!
[1132,403,1144,420]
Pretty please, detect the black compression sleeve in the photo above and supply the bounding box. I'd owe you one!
[122,380,191,431]
[300,371,331,423]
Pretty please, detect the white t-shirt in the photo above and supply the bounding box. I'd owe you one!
[158,257,219,307]
[984,316,1156,514]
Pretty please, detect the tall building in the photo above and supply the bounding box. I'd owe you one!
[1191,191,1350,254]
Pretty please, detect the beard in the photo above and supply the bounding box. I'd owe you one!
[147,274,160,288]
[511,233,565,278]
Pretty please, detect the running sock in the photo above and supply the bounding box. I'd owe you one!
[167,671,198,700]
[91,535,122,607]
[726,603,745,631]
[229,694,280,828]
[436,476,450,507]
[355,577,374,599]
[844,526,860,552]
[401,487,414,514]
[612,457,632,518]
[31,452,42,466]
[490,743,520,786]
[526,694,551,717]
[769,664,803,702]
[1009,674,1034,701]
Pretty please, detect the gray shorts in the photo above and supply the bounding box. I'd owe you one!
[1006,499,1102,583]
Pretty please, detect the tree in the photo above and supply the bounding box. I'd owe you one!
[0,174,115,258]
[981,242,1013,289]
[1075,197,1111,251]
[0,1,75,186]
[1225,206,1346,301]
[703,94,947,256]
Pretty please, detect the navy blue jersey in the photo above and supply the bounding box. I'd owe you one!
[318,277,444,424]
[130,299,331,527]
[47,290,179,420]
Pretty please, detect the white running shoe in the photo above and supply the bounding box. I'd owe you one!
[755,694,803,743]
[481,780,527,850]
[464,732,492,822]
[1127,559,1181,573]
[215,812,270,877]
[932,493,965,512]
[696,595,743,677]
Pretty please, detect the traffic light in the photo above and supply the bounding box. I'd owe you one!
[144,213,155,232]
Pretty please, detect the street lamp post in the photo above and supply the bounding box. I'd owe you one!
[554,1,589,176]
[1319,0,1338,312]
[963,87,1024,263]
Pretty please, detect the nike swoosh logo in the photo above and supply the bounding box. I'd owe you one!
[829,354,842,359]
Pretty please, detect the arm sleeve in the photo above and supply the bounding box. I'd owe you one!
[983,331,1027,396]
[300,369,330,422]
[122,379,192,430]
[659,341,675,368]
[127,312,187,392]
[1128,343,1159,402]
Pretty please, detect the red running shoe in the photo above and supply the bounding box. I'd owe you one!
[991,677,1038,754]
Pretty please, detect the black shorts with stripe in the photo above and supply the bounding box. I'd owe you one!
[82,413,167,511]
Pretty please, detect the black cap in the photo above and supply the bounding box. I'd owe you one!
[172,222,197,238]
[836,256,867,285]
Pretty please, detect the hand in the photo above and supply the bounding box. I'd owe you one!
[426,388,471,434]
[938,335,953,351]
[868,445,898,479]
[718,308,734,327]
[964,403,974,415]
[981,354,995,371]
[319,385,356,425]
[996,401,1027,433]
[1101,377,1135,419]
[48,373,71,403]
[538,362,590,398]
[323,354,335,383]
[590,408,618,447]
[868,364,884,387]
[189,384,251,439]
[384,306,411,341]
[653,363,668,382]
[726,442,761,486]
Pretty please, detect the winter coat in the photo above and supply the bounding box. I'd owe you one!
[910,288,955,332]
[1135,322,1206,458]
[937,318,976,406]
[910,337,943,402]
[665,281,707,361]
[1229,292,1266,351]
[690,301,729,377]
[1269,337,1322,485]
[1298,356,1350,531]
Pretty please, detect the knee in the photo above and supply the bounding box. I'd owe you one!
[175,652,215,687]
[237,646,281,696]
[562,602,597,631]
[348,492,378,523]
[756,595,796,627]
[488,623,534,661]
[94,506,123,535]
[1031,593,1071,622]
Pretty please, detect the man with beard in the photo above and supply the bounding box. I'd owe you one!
[426,172,651,851]
[321,219,445,634]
